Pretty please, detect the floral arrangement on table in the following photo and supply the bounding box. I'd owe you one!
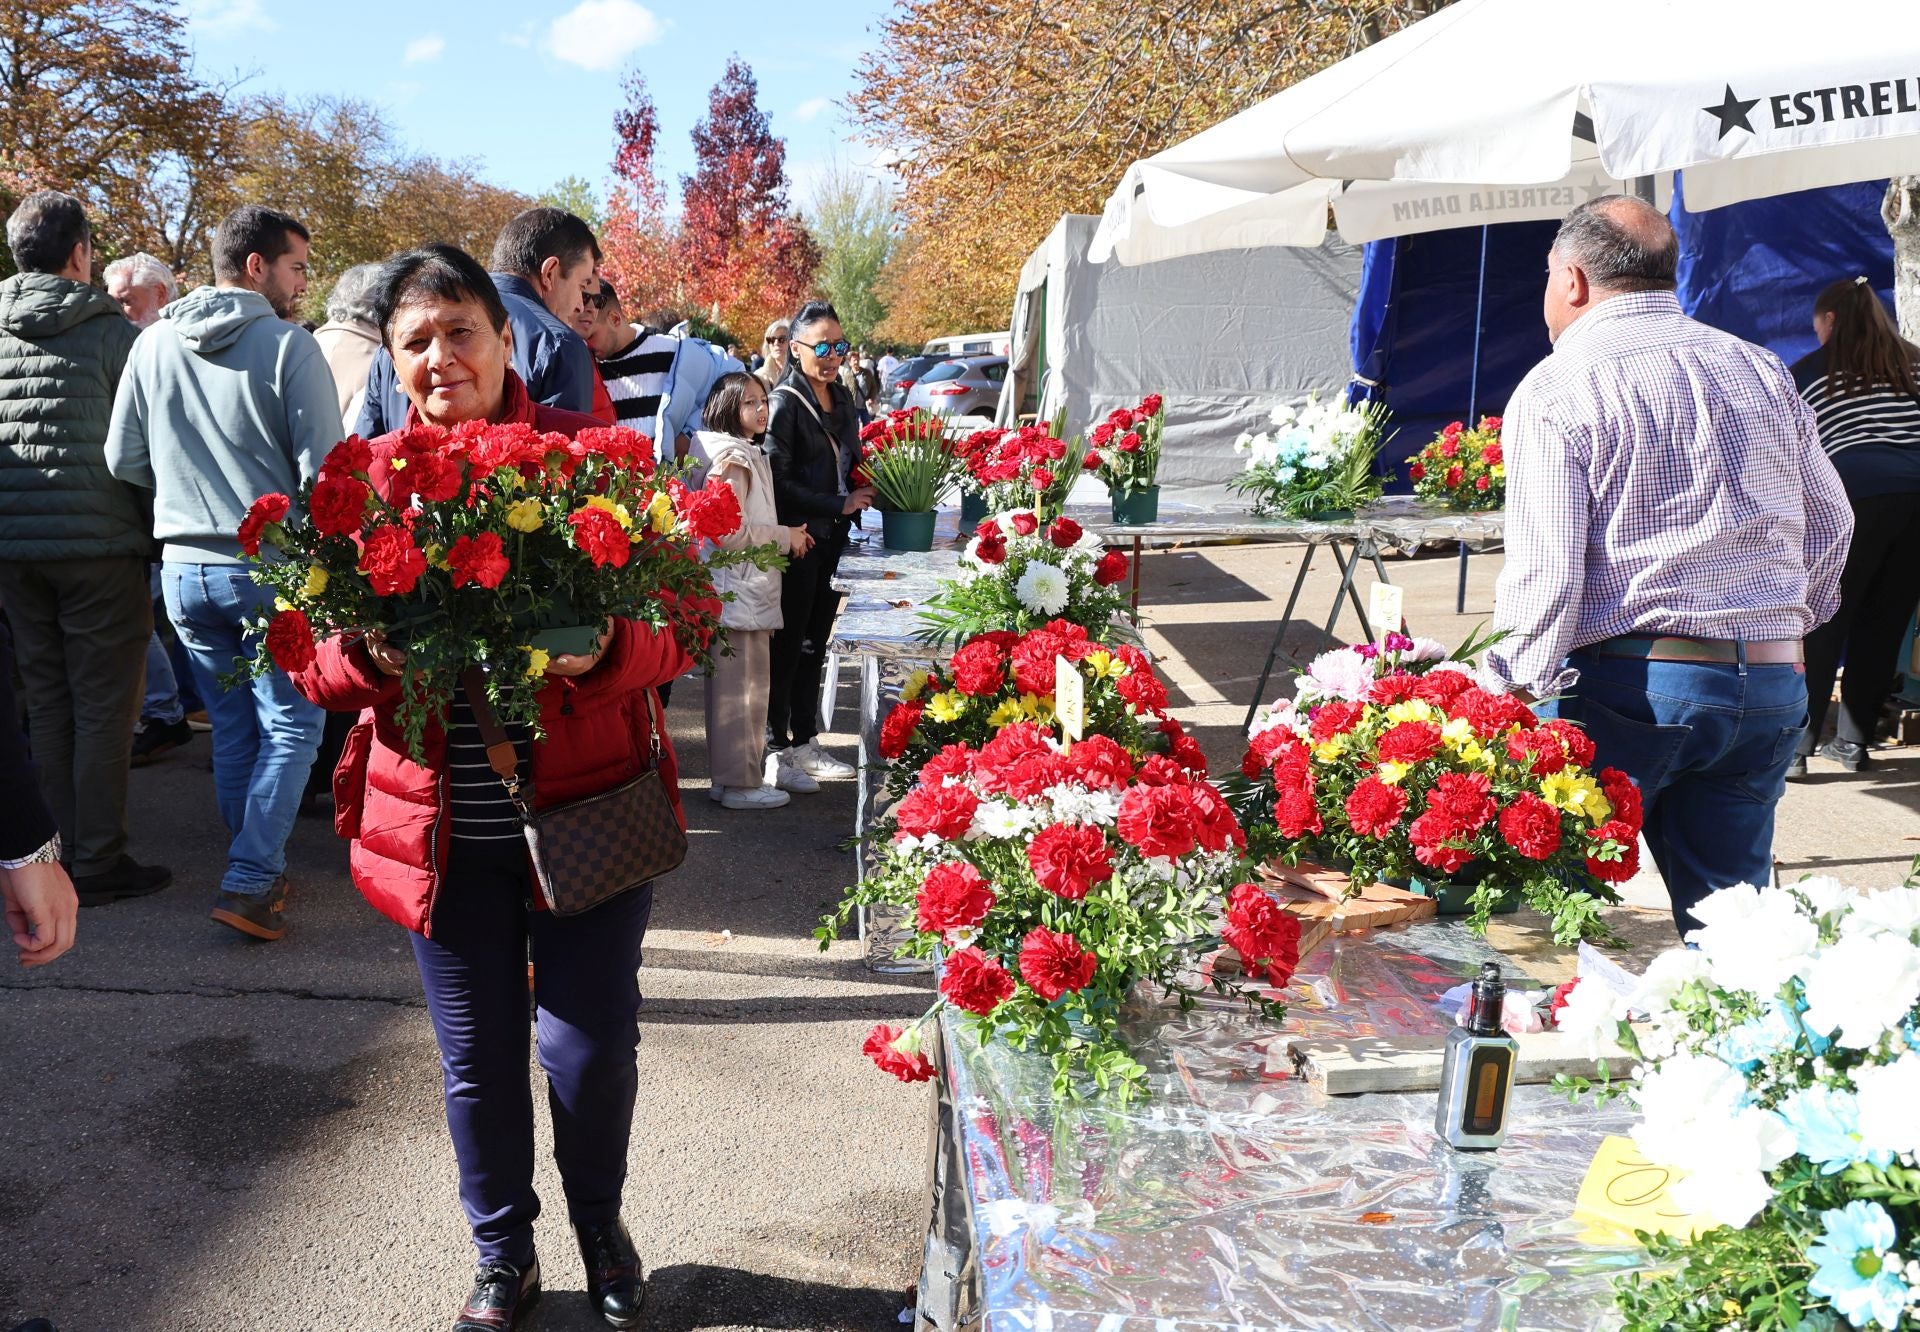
[826,728,1300,1101]
[235,423,779,757]
[1410,415,1504,511]
[1229,394,1392,520]
[854,408,964,513]
[1556,876,1920,1331]
[956,417,1090,519]
[1227,633,1637,944]
[917,508,1132,647]
[1083,393,1165,499]
[877,620,1198,797]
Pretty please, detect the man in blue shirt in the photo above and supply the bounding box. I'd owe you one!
[353,208,601,436]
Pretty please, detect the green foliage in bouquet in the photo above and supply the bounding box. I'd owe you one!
[855,408,964,512]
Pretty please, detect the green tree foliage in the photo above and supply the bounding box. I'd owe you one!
[806,162,896,348]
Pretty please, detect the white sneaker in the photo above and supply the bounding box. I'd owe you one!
[721,784,791,810]
[790,741,856,780]
[766,749,820,793]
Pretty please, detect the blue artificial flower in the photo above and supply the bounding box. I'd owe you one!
[1717,1004,1798,1068]
[1807,1201,1913,1329]
[1783,1085,1892,1174]
[1276,467,1297,484]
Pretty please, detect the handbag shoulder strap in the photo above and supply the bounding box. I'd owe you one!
[460,667,526,804]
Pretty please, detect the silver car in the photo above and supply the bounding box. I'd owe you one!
[901,355,1007,418]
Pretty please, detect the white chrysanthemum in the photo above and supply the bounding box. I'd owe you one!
[1631,946,1713,1015]
[1802,932,1920,1049]
[1853,1054,1920,1156]
[1268,402,1298,429]
[1663,1106,1796,1228]
[1015,562,1070,615]
[1687,882,1820,998]
[1043,784,1123,827]
[1234,431,1254,452]
[965,799,1043,842]
[1333,408,1371,438]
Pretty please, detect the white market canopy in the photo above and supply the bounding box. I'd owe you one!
[1091,0,1920,264]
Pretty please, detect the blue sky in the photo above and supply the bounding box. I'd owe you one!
[179,0,896,209]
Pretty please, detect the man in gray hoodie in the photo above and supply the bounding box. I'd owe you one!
[0,191,170,906]
[107,204,337,942]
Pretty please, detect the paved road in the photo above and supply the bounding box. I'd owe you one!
[0,683,929,1332]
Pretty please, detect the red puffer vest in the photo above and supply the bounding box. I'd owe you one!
[295,619,690,936]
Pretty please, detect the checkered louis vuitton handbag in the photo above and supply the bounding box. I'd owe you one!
[461,669,687,916]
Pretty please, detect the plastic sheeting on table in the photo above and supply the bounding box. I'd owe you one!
[918,921,1648,1331]
[1068,495,1505,553]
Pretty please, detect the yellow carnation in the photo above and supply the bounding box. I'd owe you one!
[1541,770,1613,826]
[1313,739,1345,763]
[273,595,294,612]
[1385,699,1438,724]
[584,494,633,529]
[647,491,675,535]
[1083,650,1123,680]
[1377,761,1411,785]
[505,498,545,532]
[300,564,329,599]
[524,647,551,678]
[901,670,931,703]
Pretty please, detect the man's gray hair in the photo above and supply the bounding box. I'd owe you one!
[102,252,178,301]
[1553,194,1679,293]
[324,262,382,326]
[5,190,91,275]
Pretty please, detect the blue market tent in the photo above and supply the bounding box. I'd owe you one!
[1349,180,1898,485]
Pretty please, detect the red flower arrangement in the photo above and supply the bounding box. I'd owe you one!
[1410,416,1503,511]
[956,421,1085,518]
[233,422,782,758]
[1084,394,1166,501]
[1231,637,1637,943]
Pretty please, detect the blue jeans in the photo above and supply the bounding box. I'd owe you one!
[412,843,655,1264]
[1558,649,1807,936]
[162,562,325,896]
[142,565,198,724]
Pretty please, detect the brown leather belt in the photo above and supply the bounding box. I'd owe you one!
[1592,634,1804,665]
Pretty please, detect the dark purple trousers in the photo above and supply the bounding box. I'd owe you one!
[410,841,655,1265]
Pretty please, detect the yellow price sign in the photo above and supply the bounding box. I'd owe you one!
[1572,1135,1720,1242]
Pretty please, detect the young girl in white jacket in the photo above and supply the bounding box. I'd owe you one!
[693,373,814,809]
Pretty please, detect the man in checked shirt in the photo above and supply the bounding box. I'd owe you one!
[1487,196,1853,935]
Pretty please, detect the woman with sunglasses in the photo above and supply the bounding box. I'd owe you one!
[763,300,873,792]
[753,319,789,390]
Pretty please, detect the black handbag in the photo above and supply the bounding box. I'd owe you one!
[461,668,686,915]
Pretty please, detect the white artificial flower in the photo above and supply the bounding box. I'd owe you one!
[1631,1052,1748,1162]
[1248,698,1306,741]
[1666,1105,1797,1228]
[1802,932,1920,1049]
[1852,1055,1920,1157]
[1234,431,1253,452]
[1014,562,1070,616]
[1404,637,1449,663]
[1629,944,1713,1015]
[1043,784,1122,827]
[1268,402,1298,429]
[1555,978,1628,1058]
[1792,876,1859,921]
[1687,882,1820,999]
[1841,886,1920,941]
[1333,408,1371,438]
[966,799,1028,842]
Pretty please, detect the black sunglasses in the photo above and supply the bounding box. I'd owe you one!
[765,334,788,345]
[803,339,851,357]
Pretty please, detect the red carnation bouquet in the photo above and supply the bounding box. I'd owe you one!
[956,415,1088,519]
[1229,635,1637,944]
[877,621,1195,796]
[917,506,1132,646]
[1084,393,1165,500]
[234,423,781,757]
[824,725,1295,1101]
[1410,415,1503,511]
[854,408,964,513]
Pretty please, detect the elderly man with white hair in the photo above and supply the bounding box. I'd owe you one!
[312,262,382,430]
[103,252,177,330]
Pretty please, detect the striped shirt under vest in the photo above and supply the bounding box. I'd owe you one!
[597,328,677,436]
[1791,343,1920,497]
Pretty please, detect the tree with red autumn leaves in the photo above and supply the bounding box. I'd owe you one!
[597,58,817,340]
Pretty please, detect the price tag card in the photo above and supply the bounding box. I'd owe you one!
[1054,654,1085,743]
[1571,1135,1718,1241]
[1369,582,1404,641]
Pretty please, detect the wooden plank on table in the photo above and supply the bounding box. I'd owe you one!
[1287,1030,1630,1096]
[1258,864,1440,933]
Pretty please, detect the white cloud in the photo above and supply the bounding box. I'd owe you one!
[180,0,273,34]
[403,34,445,64]
[545,0,666,71]
[793,97,833,123]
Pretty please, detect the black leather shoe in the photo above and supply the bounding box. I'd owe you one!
[452,1256,540,1331]
[576,1219,645,1328]
[73,855,172,907]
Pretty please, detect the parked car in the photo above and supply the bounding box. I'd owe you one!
[901,355,1008,418]
[885,353,947,411]
[922,331,1011,359]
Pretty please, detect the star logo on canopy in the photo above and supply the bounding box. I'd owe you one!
[1703,85,1761,139]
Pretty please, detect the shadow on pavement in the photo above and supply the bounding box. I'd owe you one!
[634,1263,904,1332]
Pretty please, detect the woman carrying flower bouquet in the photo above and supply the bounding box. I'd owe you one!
[292,244,685,1332]
[693,372,814,809]
[764,299,872,793]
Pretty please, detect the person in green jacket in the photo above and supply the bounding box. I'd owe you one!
[0,191,172,907]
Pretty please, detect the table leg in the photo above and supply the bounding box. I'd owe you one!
[1129,535,1143,621]
[855,653,880,943]
[1242,543,1317,734]
[1456,540,1469,615]
[1326,540,1373,642]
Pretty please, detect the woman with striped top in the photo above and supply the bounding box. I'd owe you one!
[1789,277,1920,776]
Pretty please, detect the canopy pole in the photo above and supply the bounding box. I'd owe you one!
[1467,224,1490,422]
[1632,175,1656,203]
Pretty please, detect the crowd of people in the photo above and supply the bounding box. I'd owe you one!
[0,190,882,1329]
